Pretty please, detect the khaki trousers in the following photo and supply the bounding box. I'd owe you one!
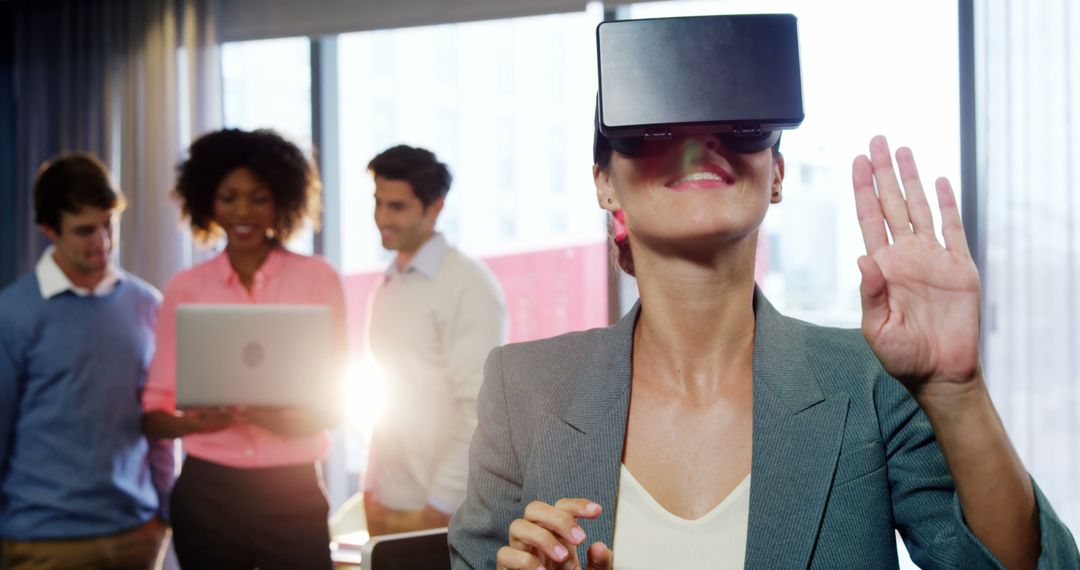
[1,518,167,570]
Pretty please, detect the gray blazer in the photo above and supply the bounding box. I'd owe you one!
[449,291,1079,568]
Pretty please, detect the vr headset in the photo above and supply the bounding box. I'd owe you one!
[594,14,804,161]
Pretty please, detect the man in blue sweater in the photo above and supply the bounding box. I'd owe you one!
[0,154,173,569]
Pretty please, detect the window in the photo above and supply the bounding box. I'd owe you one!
[336,13,604,267]
[221,37,315,254]
[977,0,1080,538]
[222,38,312,149]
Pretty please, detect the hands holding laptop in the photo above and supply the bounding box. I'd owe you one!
[143,408,241,439]
[144,405,335,439]
[181,407,245,434]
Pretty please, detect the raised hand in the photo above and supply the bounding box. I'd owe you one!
[851,135,982,398]
[498,498,612,570]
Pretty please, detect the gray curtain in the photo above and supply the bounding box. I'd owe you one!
[1,5,15,288]
[977,0,1080,534]
[9,0,222,290]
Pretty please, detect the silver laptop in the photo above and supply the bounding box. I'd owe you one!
[176,304,333,408]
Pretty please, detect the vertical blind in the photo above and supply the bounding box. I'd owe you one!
[977,0,1080,533]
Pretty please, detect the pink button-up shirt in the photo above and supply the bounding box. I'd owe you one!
[144,247,347,468]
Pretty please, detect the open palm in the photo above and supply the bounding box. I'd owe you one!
[852,136,982,394]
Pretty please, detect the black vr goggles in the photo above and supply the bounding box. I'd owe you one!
[594,14,804,162]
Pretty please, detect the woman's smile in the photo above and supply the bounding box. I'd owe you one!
[231,224,257,238]
[666,163,736,190]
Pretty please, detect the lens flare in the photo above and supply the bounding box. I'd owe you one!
[342,359,387,440]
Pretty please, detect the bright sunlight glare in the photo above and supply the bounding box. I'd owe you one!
[342,358,387,440]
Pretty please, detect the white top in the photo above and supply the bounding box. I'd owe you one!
[365,233,508,513]
[612,465,751,570]
[35,246,121,299]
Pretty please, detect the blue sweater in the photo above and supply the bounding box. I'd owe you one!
[0,271,171,540]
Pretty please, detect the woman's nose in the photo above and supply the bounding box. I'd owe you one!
[701,133,724,153]
[682,133,727,159]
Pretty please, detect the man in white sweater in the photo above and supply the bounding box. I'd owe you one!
[363,145,508,535]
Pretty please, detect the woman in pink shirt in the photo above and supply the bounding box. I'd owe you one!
[143,129,346,570]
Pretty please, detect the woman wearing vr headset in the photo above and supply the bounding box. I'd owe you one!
[449,20,1079,570]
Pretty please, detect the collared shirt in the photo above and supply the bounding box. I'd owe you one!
[366,234,507,513]
[35,246,121,298]
[143,247,347,468]
[385,232,450,280]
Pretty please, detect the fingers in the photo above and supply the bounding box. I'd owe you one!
[935,176,971,257]
[509,519,568,562]
[868,135,913,240]
[523,500,591,548]
[855,136,960,254]
[894,146,936,237]
[552,498,603,520]
[586,542,614,570]
[852,155,889,255]
[496,545,543,570]
[188,407,243,433]
[236,407,268,426]
[504,499,601,569]
[184,409,214,431]
[507,505,579,565]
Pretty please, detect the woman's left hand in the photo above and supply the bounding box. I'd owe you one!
[852,135,982,399]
